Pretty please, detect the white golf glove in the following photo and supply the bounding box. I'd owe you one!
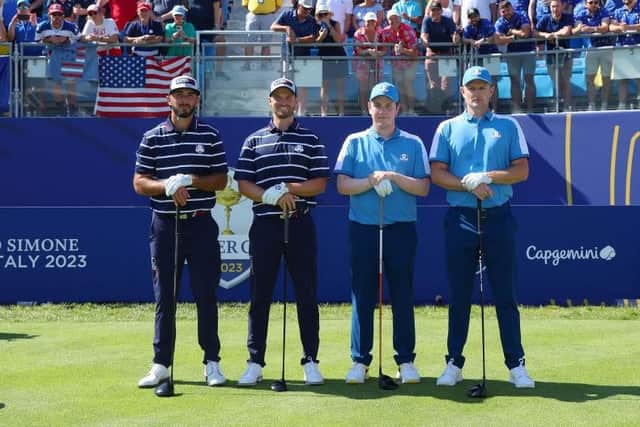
[164,173,193,197]
[461,172,492,191]
[261,182,289,206]
[373,179,393,198]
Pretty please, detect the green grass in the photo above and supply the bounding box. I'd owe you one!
[1,304,639,426]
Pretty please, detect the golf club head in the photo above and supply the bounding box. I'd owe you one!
[467,382,487,398]
[271,380,288,392]
[154,378,174,397]
[378,373,399,390]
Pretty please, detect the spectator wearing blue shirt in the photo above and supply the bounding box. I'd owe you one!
[462,8,499,108]
[271,0,319,115]
[123,2,164,57]
[536,0,575,110]
[610,0,640,109]
[35,2,79,115]
[335,82,430,385]
[420,0,460,113]
[495,0,537,112]
[7,0,45,114]
[430,66,534,390]
[574,0,613,110]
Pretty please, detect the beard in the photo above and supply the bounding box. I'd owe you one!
[273,106,294,119]
[171,104,196,118]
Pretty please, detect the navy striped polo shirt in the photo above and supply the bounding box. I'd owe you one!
[135,117,228,214]
[235,119,330,218]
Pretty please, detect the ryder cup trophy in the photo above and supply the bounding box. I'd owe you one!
[216,176,242,235]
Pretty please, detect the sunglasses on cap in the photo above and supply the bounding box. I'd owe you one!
[318,11,330,16]
[50,12,63,17]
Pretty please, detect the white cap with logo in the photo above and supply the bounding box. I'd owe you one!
[169,75,200,94]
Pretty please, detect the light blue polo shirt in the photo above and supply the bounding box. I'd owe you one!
[334,127,430,225]
[429,111,529,208]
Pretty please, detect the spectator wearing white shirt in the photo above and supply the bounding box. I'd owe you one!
[453,0,497,27]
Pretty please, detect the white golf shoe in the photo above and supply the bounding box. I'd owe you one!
[436,360,463,386]
[509,361,535,388]
[204,360,226,386]
[397,362,421,384]
[303,361,324,385]
[345,362,369,384]
[237,362,263,386]
[138,363,170,388]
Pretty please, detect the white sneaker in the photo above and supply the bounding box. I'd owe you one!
[138,363,170,388]
[237,362,263,386]
[303,362,324,385]
[345,362,369,384]
[204,360,226,386]
[396,362,421,384]
[436,360,463,386]
[509,361,535,388]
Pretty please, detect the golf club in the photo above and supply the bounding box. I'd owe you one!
[467,198,487,398]
[377,197,398,391]
[271,209,290,392]
[155,206,180,398]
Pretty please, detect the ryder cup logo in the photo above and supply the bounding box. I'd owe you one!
[212,169,254,289]
[526,244,617,266]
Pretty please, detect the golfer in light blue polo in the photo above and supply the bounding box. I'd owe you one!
[429,66,535,389]
[334,82,430,385]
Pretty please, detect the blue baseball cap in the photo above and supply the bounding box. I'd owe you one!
[369,82,399,103]
[17,0,31,7]
[171,5,188,16]
[462,66,492,86]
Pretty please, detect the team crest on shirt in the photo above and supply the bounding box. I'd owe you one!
[212,169,254,290]
[400,153,409,161]
[294,144,304,153]
[196,144,205,154]
[491,130,501,139]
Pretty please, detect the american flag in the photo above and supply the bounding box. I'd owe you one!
[94,55,192,118]
[61,46,85,79]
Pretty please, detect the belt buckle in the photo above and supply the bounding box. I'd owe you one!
[178,213,188,220]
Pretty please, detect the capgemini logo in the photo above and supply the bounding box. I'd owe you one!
[599,245,616,261]
[526,244,616,266]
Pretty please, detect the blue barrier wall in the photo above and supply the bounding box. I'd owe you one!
[1,113,639,305]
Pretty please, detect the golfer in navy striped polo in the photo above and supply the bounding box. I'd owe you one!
[234,78,330,386]
[133,75,229,389]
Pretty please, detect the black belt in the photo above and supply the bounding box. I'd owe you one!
[252,11,275,15]
[156,210,209,220]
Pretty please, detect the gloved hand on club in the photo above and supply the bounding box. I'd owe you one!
[461,172,492,191]
[261,182,289,206]
[164,173,193,197]
[373,179,393,198]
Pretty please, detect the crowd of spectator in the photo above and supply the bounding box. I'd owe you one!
[1,0,639,115]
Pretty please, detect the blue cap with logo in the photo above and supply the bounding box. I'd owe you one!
[369,82,399,103]
[169,75,200,94]
[462,66,492,86]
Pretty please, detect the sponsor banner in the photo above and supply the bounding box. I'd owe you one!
[1,206,638,305]
[1,113,639,207]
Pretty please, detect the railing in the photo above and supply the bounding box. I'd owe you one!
[1,32,639,118]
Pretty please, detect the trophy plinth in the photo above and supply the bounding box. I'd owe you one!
[216,186,242,235]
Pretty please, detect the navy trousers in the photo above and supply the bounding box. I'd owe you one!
[349,221,417,366]
[443,204,525,370]
[247,213,320,366]
[150,212,222,367]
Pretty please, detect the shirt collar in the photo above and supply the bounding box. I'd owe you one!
[268,118,299,133]
[462,110,494,122]
[368,126,400,142]
[163,116,198,132]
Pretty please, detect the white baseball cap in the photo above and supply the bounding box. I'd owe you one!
[169,75,200,94]
[364,12,378,22]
